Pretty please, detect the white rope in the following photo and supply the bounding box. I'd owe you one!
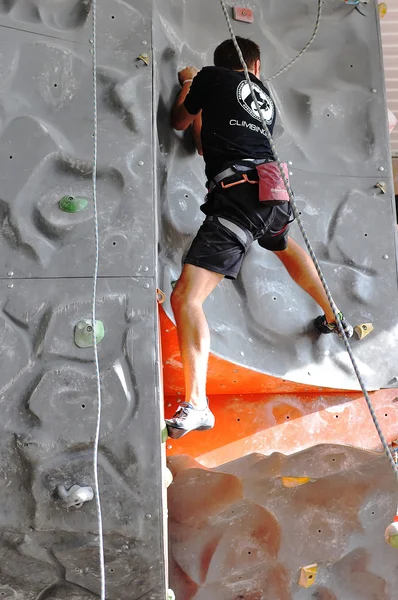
[218,0,398,480]
[265,0,322,82]
[91,0,106,597]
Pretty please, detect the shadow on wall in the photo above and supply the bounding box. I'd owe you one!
[153,0,398,392]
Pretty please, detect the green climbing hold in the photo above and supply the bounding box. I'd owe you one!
[161,421,168,443]
[167,591,175,600]
[59,195,89,213]
[74,320,105,348]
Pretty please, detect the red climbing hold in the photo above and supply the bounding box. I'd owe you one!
[233,6,254,23]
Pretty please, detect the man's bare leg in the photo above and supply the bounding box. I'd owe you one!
[273,237,335,322]
[170,264,223,409]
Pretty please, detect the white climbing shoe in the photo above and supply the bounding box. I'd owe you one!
[166,401,215,439]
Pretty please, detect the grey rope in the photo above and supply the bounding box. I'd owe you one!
[91,0,106,597]
[218,0,398,480]
[265,0,322,82]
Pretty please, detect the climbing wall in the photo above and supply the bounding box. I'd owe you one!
[0,2,166,599]
[155,0,398,391]
[168,445,398,599]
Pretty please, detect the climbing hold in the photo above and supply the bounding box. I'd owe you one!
[391,440,398,464]
[57,484,94,509]
[385,376,398,388]
[344,0,367,15]
[233,6,254,23]
[282,476,311,488]
[59,195,88,213]
[74,319,105,348]
[375,181,386,194]
[161,420,169,443]
[164,467,173,488]
[137,53,149,66]
[171,280,177,290]
[354,323,374,340]
[298,563,318,588]
[167,590,176,600]
[379,2,388,18]
[385,517,398,548]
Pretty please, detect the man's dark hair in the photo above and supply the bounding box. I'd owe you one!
[214,37,260,70]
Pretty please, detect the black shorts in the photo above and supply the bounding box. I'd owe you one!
[184,183,294,280]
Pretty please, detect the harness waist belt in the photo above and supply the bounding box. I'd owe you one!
[208,164,259,193]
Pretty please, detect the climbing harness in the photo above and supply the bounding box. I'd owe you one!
[90,0,106,597]
[208,165,258,192]
[217,0,398,487]
[221,171,258,189]
[208,161,291,205]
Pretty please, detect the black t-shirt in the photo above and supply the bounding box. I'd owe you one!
[184,66,276,181]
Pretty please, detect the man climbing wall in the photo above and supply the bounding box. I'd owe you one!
[166,37,353,439]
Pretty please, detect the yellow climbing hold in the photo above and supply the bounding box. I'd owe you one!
[298,564,318,588]
[379,2,388,18]
[354,323,374,340]
[281,476,311,488]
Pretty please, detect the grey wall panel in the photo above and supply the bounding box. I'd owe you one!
[154,0,398,390]
[0,529,163,599]
[0,5,154,278]
[0,1,152,55]
[0,277,166,598]
[0,2,165,598]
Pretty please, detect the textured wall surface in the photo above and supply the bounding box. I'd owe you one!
[0,2,166,599]
[168,445,398,599]
[155,0,398,390]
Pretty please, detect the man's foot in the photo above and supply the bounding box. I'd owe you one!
[314,311,354,339]
[166,401,215,439]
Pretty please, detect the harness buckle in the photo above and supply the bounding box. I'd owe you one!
[220,173,258,189]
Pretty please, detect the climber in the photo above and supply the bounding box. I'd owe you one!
[166,37,353,439]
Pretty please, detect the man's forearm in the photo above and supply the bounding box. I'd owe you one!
[192,113,203,156]
[171,81,193,129]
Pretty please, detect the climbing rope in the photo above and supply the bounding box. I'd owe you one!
[265,0,322,82]
[218,0,398,481]
[91,0,106,597]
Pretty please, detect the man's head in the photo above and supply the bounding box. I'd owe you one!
[214,37,261,77]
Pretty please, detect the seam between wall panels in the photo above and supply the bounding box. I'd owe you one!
[151,3,169,594]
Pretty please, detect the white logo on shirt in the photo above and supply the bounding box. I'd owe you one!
[236,80,274,124]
